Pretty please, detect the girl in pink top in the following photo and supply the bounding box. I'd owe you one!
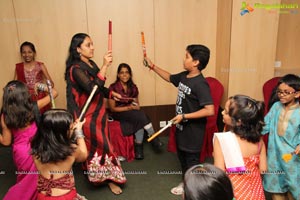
[0,80,57,200]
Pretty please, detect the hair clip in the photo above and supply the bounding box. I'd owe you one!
[7,84,16,91]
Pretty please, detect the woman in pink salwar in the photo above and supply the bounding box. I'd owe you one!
[0,80,57,200]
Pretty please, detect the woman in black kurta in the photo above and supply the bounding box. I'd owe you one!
[65,33,126,195]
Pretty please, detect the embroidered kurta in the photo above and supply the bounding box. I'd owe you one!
[262,101,300,200]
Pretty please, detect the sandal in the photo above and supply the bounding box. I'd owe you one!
[170,182,184,195]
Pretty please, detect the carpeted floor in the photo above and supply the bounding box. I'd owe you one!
[0,136,271,200]
[0,137,185,200]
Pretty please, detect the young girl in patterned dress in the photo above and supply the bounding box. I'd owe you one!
[14,41,54,113]
[213,95,267,200]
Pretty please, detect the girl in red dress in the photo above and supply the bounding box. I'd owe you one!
[14,41,54,113]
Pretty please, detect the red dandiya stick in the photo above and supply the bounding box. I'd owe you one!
[141,32,147,57]
[108,20,112,51]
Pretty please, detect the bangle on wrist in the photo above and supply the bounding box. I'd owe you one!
[37,83,47,91]
[74,129,85,139]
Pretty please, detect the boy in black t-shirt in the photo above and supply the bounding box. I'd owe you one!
[145,44,214,195]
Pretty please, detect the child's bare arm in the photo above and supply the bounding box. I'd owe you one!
[144,57,171,82]
[36,88,58,109]
[41,63,54,87]
[72,119,88,162]
[171,104,214,124]
[0,115,12,146]
[259,140,267,173]
[213,137,226,171]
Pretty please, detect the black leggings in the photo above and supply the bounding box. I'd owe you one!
[177,149,200,179]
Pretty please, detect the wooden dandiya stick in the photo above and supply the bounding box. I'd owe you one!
[46,80,55,108]
[108,20,112,51]
[141,32,149,67]
[78,85,98,121]
[147,120,173,142]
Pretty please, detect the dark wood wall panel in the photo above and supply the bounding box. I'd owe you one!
[141,104,175,136]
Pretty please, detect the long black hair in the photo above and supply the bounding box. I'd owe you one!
[20,41,36,53]
[31,109,76,163]
[65,33,89,80]
[2,80,35,129]
[114,63,135,88]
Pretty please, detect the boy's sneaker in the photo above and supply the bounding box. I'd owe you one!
[170,182,184,195]
[150,137,164,151]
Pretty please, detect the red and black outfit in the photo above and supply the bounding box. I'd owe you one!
[65,60,126,185]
